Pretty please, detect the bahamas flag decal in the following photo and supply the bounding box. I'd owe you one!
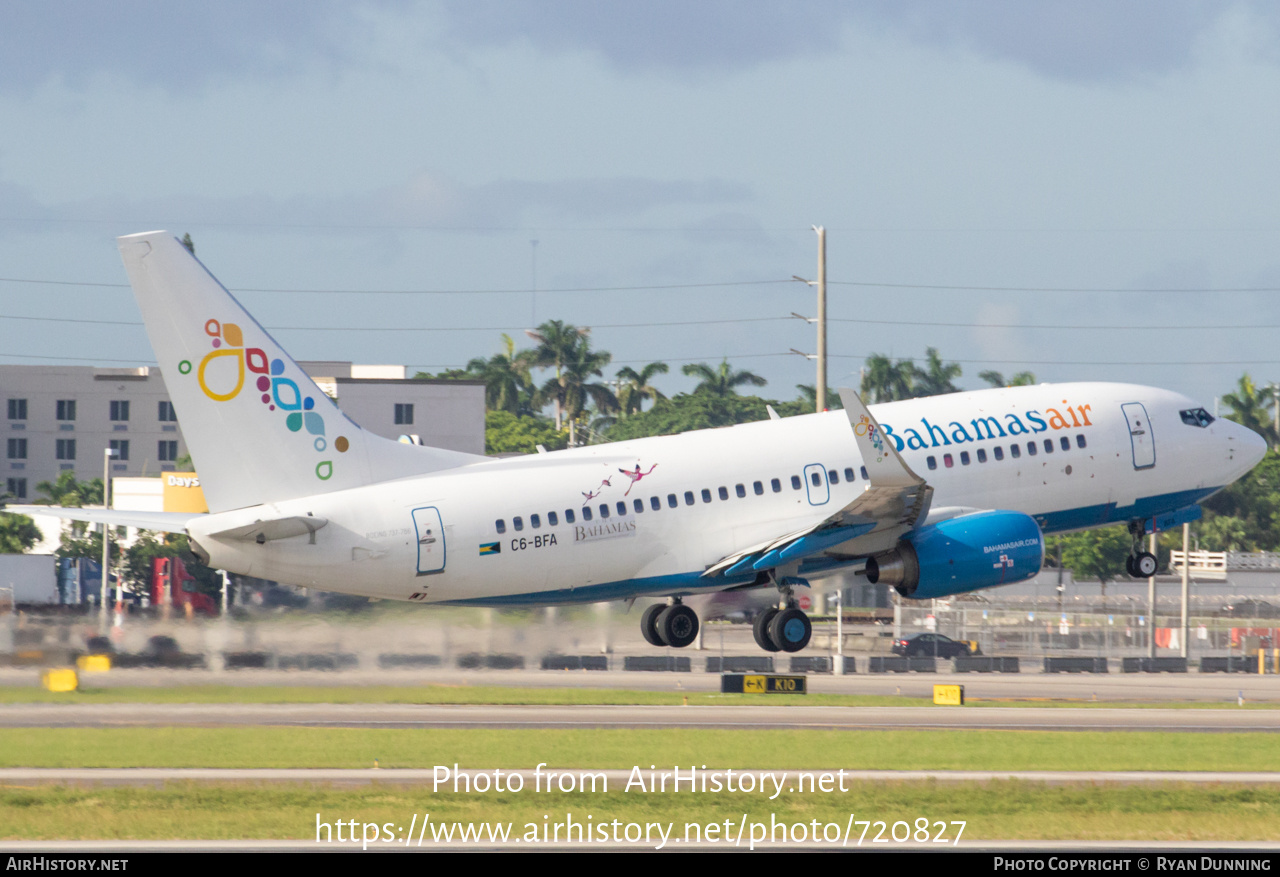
[479,542,501,556]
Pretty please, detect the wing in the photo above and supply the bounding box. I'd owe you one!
[701,388,932,581]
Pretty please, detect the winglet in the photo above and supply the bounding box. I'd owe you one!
[837,388,924,489]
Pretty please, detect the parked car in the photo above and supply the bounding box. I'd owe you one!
[891,633,979,658]
[1220,600,1280,619]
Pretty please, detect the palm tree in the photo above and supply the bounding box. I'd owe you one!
[859,354,914,403]
[527,321,618,444]
[616,362,669,416]
[466,334,535,415]
[526,320,589,430]
[979,369,1036,388]
[1222,373,1277,447]
[910,347,962,397]
[682,359,767,397]
[34,471,103,507]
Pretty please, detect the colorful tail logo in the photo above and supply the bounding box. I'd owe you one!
[186,318,349,481]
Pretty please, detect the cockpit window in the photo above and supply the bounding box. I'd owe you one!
[1180,408,1215,428]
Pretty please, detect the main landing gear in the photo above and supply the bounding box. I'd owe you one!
[640,599,699,648]
[1125,520,1159,578]
[752,605,812,653]
[752,573,813,653]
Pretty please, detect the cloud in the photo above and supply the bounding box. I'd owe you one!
[0,1,384,92]
[441,0,1280,81]
[0,171,751,232]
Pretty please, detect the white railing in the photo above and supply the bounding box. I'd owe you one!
[1169,550,1228,579]
[1225,551,1280,570]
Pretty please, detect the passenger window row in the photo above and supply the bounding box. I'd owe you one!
[492,462,870,534]
[925,434,1088,470]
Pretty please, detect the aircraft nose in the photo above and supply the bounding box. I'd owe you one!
[1233,421,1268,472]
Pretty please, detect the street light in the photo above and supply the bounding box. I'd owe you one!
[791,226,827,412]
[99,447,116,633]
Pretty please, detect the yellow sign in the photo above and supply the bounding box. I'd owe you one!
[933,684,965,706]
[743,675,766,693]
[162,473,209,513]
[76,655,111,673]
[42,668,78,692]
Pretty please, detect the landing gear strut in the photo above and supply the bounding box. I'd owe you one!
[640,599,699,649]
[1126,520,1158,578]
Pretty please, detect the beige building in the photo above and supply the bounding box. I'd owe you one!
[2,362,484,503]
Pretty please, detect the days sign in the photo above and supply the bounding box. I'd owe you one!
[162,473,209,513]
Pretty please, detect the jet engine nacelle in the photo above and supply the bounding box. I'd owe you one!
[864,510,1045,600]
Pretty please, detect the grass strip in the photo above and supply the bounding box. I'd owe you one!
[0,684,1273,708]
[1,727,1278,771]
[1,781,1277,842]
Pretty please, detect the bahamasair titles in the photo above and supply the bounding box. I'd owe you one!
[4,232,1267,652]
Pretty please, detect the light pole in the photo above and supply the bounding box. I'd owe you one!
[791,225,828,412]
[99,447,117,633]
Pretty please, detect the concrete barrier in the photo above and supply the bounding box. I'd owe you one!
[1043,657,1108,673]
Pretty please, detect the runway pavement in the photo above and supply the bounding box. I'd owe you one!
[2,702,1278,730]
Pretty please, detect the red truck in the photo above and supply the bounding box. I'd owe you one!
[151,556,218,616]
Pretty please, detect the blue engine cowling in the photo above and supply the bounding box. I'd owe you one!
[864,510,1045,600]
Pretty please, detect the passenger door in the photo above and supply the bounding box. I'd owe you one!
[411,506,446,576]
[1121,403,1156,470]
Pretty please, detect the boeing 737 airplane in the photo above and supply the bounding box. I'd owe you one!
[4,232,1268,653]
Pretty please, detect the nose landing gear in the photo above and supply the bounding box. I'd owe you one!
[1126,520,1159,578]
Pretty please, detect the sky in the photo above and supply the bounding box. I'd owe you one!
[4,1,1280,407]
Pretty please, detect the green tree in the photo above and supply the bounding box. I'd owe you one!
[681,359,767,397]
[979,370,1036,388]
[616,362,669,416]
[34,471,102,507]
[467,334,537,415]
[1198,448,1280,550]
[412,368,473,381]
[484,410,569,455]
[909,347,962,397]
[526,322,617,443]
[0,514,41,553]
[122,532,219,596]
[859,354,915,403]
[526,320,590,430]
[1222,374,1277,447]
[1053,525,1133,584]
[788,385,843,413]
[1197,515,1250,552]
[605,393,777,441]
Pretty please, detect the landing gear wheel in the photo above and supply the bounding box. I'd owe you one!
[1125,555,1138,578]
[640,603,665,647]
[1133,551,1158,578]
[753,608,780,652]
[768,607,812,653]
[657,604,699,648]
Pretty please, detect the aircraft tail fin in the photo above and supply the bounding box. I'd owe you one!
[118,232,486,513]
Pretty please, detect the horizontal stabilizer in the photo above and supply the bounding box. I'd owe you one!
[4,505,201,534]
[207,515,328,544]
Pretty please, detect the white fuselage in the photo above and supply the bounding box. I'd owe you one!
[188,382,1264,606]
